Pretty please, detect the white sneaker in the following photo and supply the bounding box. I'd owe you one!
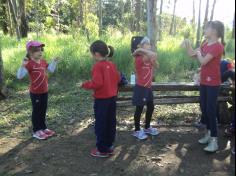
[144,127,160,136]
[198,131,211,144]
[33,130,48,140]
[132,130,148,140]
[204,137,219,153]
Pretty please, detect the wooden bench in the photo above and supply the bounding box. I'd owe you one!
[118,82,234,106]
[118,82,235,123]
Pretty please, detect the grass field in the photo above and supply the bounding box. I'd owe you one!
[2,33,234,90]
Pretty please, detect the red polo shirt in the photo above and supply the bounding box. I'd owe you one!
[82,60,121,99]
[200,42,224,86]
[25,59,49,94]
[135,55,154,88]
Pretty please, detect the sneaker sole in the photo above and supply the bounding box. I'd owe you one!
[144,131,160,136]
[32,135,47,140]
[198,141,209,145]
[44,134,55,137]
[132,134,148,140]
[90,153,109,158]
[204,148,219,153]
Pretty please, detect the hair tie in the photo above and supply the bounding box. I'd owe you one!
[107,47,110,57]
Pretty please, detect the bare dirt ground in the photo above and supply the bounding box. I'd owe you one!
[0,84,235,176]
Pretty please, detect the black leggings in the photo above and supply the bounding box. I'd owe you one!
[30,92,48,132]
[134,101,155,131]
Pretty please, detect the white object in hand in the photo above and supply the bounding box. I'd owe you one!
[193,73,200,85]
[130,73,136,85]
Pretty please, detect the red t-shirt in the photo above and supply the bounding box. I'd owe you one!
[82,60,121,99]
[135,55,154,88]
[25,59,49,94]
[200,42,224,86]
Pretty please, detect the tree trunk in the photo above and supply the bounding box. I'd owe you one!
[192,0,196,28]
[77,0,84,28]
[0,0,8,34]
[203,0,209,30]
[98,0,103,36]
[210,0,216,21]
[6,0,14,36]
[232,13,235,39]
[196,0,202,47]
[8,0,21,41]
[130,0,135,32]
[56,0,60,33]
[18,0,28,38]
[0,38,6,99]
[134,0,141,32]
[169,0,177,35]
[147,0,158,52]
[120,0,125,33]
[158,0,164,41]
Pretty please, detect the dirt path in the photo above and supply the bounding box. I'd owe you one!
[0,124,235,176]
[0,86,235,176]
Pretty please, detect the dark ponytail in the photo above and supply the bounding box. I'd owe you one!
[26,53,30,59]
[90,40,115,58]
[210,21,226,46]
[107,45,114,57]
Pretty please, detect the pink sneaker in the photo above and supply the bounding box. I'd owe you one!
[43,129,55,137]
[90,148,109,158]
[33,130,48,140]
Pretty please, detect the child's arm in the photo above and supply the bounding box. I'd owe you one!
[17,67,28,79]
[183,39,198,57]
[47,57,60,73]
[151,57,159,69]
[81,67,103,90]
[133,48,157,59]
[196,51,214,66]
[135,48,159,68]
[17,58,28,79]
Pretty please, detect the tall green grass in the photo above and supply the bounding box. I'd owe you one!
[1,33,235,89]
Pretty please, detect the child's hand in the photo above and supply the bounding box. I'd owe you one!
[22,57,29,67]
[53,57,62,62]
[196,50,202,58]
[76,82,83,88]
[142,55,149,63]
[150,57,156,64]
[133,48,143,56]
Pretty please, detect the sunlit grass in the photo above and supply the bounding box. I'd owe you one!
[1,33,235,89]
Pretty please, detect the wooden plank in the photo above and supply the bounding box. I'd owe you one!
[117,96,231,107]
[119,82,235,92]
[117,95,200,101]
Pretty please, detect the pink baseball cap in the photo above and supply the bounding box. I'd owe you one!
[26,41,45,51]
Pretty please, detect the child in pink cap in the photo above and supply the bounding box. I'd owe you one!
[17,41,60,140]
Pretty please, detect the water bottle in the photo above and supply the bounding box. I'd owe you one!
[130,72,136,85]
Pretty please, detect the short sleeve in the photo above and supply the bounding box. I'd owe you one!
[207,44,224,58]
[42,59,49,68]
